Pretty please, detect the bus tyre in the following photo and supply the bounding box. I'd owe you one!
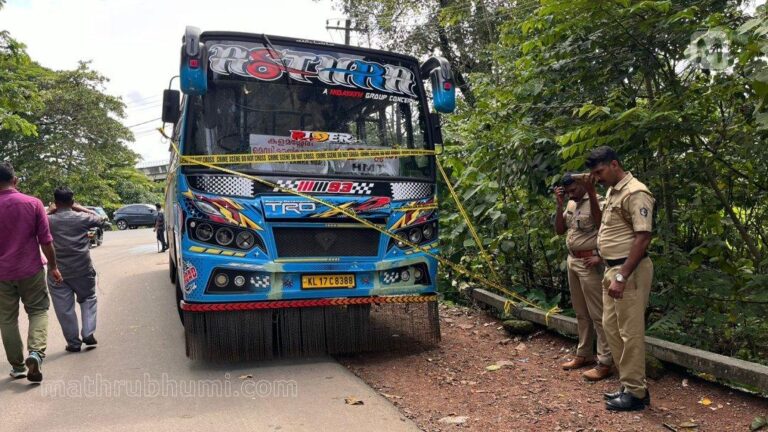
[116,220,128,230]
[175,278,184,324]
[169,257,177,284]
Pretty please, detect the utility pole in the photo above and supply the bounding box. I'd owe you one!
[325,18,365,45]
[344,19,351,45]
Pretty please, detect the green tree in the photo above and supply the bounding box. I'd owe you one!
[342,0,768,365]
[0,19,159,213]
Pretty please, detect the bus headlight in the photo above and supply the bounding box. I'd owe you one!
[235,231,255,249]
[400,269,410,282]
[214,273,229,287]
[408,228,423,244]
[413,267,423,280]
[196,223,214,241]
[196,201,220,215]
[215,227,234,246]
[422,223,435,240]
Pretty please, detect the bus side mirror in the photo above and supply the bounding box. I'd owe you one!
[180,26,208,95]
[420,57,456,114]
[162,89,181,124]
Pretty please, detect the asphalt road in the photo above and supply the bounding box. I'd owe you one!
[0,229,419,432]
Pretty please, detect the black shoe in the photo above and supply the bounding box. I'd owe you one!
[24,352,43,383]
[83,334,98,346]
[65,345,81,353]
[603,387,624,400]
[606,391,650,411]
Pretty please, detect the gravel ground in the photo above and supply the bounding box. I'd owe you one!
[339,304,768,432]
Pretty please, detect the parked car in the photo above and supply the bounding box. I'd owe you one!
[85,206,111,247]
[113,204,158,230]
[86,206,112,230]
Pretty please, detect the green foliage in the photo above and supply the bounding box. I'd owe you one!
[0,26,158,212]
[347,0,768,366]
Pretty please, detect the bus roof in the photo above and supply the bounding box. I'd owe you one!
[199,31,421,65]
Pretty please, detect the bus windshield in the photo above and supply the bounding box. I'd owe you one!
[183,40,433,180]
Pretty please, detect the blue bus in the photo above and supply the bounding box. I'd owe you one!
[162,27,455,360]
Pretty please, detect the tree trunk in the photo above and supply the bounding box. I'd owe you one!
[704,172,762,264]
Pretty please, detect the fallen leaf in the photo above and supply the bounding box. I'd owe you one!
[381,393,403,399]
[458,323,474,330]
[678,421,698,429]
[515,343,527,351]
[698,397,712,406]
[485,364,502,371]
[682,379,689,387]
[238,374,253,380]
[345,397,364,405]
[438,416,468,425]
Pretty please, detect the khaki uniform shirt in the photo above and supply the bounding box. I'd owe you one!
[597,172,654,260]
[564,193,603,252]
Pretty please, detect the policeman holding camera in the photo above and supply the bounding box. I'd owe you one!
[554,173,613,382]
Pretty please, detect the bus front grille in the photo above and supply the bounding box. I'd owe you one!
[273,227,380,258]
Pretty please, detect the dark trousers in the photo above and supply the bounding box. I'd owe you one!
[156,228,168,249]
[49,271,97,349]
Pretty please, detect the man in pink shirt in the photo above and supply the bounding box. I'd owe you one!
[0,162,62,383]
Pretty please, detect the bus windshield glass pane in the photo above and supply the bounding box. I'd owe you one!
[183,39,432,180]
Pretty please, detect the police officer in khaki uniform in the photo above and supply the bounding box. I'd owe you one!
[583,146,654,411]
[554,173,613,381]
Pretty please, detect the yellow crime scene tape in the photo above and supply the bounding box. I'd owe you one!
[180,148,436,165]
[169,141,562,320]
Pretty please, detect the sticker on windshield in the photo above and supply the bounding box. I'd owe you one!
[250,133,400,176]
[209,44,417,98]
[289,130,359,144]
[249,134,330,175]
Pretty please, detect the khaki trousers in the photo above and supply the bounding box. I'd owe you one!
[567,255,612,365]
[0,268,49,368]
[602,257,653,398]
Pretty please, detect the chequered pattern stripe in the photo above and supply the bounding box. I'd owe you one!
[391,182,433,201]
[350,183,374,195]
[274,180,374,195]
[274,180,300,192]
[180,295,438,312]
[192,176,255,197]
[382,271,400,284]
[250,275,270,289]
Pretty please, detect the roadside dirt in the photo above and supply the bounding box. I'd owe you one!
[338,304,768,432]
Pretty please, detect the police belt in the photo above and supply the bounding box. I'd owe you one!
[604,252,648,268]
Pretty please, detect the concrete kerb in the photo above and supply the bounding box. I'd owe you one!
[470,287,768,394]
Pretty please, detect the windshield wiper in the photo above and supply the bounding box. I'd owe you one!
[262,34,291,90]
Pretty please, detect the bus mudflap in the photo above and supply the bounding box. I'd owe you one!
[181,296,440,361]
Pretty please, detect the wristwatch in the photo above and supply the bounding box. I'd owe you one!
[614,273,626,283]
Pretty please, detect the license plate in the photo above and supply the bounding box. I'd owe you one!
[301,274,355,289]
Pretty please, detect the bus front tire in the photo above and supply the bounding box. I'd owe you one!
[169,257,177,284]
[175,280,184,324]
